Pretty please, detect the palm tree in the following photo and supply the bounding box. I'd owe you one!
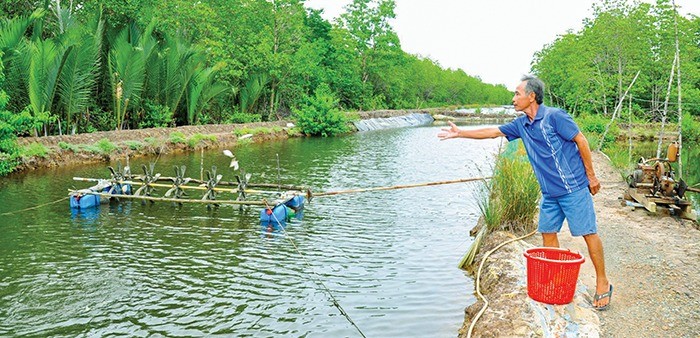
[186,63,229,124]
[26,38,66,136]
[108,23,156,130]
[239,73,269,115]
[161,35,201,122]
[55,8,104,134]
[0,9,43,115]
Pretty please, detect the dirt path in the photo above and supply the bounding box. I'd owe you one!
[542,152,700,337]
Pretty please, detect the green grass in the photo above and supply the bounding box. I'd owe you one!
[187,133,217,148]
[233,126,273,137]
[123,140,144,150]
[169,131,187,144]
[461,140,540,267]
[95,138,118,154]
[144,137,163,148]
[286,127,302,137]
[79,144,103,154]
[20,142,51,158]
[58,141,80,152]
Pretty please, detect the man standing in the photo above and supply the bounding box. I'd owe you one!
[438,75,612,310]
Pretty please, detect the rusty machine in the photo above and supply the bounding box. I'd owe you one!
[625,142,699,220]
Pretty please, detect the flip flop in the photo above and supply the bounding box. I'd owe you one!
[593,284,613,311]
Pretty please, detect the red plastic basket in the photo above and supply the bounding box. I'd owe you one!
[523,247,585,305]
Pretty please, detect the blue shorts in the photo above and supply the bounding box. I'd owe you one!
[538,187,597,236]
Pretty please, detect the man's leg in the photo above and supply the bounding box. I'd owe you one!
[583,233,611,308]
[541,233,559,247]
[539,194,565,247]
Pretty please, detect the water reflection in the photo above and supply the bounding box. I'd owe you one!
[70,208,101,229]
[0,124,499,337]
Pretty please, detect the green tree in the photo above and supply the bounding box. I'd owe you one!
[293,84,349,137]
[0,52,34,175]
[533,0,699,119]
[336,0,402,109]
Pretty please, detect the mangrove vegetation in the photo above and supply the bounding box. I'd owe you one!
[1,0,700,179]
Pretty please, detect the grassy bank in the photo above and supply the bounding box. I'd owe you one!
[460,140,540,268]
[7,124,296,176]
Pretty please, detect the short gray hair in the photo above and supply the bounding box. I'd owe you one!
[520,75,544,104]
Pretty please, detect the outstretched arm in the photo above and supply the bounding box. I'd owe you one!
[437,121,505,140]
[573,132,601,195]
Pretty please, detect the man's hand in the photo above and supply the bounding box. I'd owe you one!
[588,175,601,195]
[437,121,461,140]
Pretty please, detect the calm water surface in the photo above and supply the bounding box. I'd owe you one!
[0,124,504,337]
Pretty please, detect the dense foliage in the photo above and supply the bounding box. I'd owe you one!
[532,0,700,122]
[4,0,696,164]
[293,84,350,137]
[0,0,512,140]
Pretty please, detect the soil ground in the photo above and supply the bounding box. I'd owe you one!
[528,151,700,337]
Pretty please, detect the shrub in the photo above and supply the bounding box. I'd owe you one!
[227,112,262,124]
[362,93,388,111]
[293,85,349,137]
[20,142,51,158]
[94,138,118,154]
[0,152,18,176]
[123,140,144,150]
[169,131,187,144]
[681,112,700,141]
[58,141,80,152]
[576,113,609,134]
[84,106,114,133]
[576,113,619,148]
[187,133,217,148]
[138,100,174,129]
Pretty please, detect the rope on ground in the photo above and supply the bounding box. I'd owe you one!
[264,201,367,338]
[0,196,70,216]
[467,229,537,338]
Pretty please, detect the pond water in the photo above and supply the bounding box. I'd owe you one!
[0,123,504,337]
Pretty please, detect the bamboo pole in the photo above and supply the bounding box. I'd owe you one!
[598,70,640,152]
[687,187,700,194]
[672,0,683,179]
[69,190,269,206]
[312,176,491,198]
[656,52,678,158]
[105,175,307,191]
[72,177,275,195]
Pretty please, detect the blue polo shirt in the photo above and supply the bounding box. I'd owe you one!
[498,105,589,198]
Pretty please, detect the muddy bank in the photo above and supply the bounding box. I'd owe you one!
[12,108,516,173]
[14,121,292,172]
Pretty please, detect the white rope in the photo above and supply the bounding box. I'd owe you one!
[467,229,537,338]
[1,196,70,215]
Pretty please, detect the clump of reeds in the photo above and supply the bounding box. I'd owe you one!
[460,140,540,268]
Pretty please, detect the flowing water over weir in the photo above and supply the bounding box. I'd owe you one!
[352,112,434,131]
[0,123,503,337]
